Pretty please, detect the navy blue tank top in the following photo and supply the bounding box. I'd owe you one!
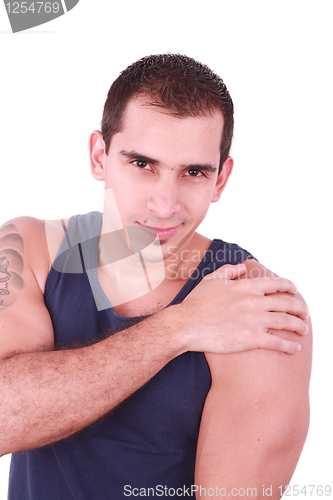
[8,212,255,499]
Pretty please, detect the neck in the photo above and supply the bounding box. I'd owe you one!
[160,232,212,282]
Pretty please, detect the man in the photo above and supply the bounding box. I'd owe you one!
[0,54,311,499]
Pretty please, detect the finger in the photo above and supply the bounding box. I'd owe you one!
[263,312,309,336]
[243,276,298,296]
[204,263,247,281]
[255,333,301,354]
[260,294,310,320]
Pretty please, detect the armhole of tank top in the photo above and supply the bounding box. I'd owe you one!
[44,214,79,301]
[44,212,103,302]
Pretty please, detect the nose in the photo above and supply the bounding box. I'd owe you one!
[146,175,182,219]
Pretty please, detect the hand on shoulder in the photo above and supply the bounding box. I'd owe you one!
[179,258,311,356]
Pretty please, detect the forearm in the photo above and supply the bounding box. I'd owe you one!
[0,306,185,456]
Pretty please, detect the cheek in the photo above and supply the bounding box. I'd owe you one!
[184,182,216,205]
[184,190,213,222]
[107,182,146,220]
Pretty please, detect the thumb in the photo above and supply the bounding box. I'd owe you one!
[204,263,247,281]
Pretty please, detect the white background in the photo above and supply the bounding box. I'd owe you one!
[0,1,332,498]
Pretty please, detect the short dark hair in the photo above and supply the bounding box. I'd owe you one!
[101,54,234,174]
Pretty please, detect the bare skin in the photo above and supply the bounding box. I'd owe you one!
[195,259,312,499]
[0,224,25,311]
[0,216,309,457]
[0,101,312,498]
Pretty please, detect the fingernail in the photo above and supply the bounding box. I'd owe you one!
[304,323,309,334]
[296,344,302,352]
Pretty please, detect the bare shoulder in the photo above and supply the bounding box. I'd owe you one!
[0,216,68,359]
[1,217,51,293]
[1,216,69,294]
[0,217,43,295]
[205,257,312,396]
[196,263,312,490]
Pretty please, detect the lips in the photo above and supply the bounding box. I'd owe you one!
[138,224,180,240]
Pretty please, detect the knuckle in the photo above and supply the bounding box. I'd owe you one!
[278,312,287,329]
[281,294,292,310]
[243,295,258,310]
[243,314,255,331]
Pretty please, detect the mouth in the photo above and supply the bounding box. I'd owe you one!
[137,223,180,240]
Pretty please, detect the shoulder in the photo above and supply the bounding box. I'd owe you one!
[0,216,47,262]
[0,217,61,358]
[196,260,312,489]
[240,257,277,278]
[206,257,312,396]
[0,216,68,294]
[200,258,312,463]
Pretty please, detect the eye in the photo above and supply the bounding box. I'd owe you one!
[133,160,150,170]
[185,169,205,177]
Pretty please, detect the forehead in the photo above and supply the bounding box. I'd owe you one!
[112,97,224,165]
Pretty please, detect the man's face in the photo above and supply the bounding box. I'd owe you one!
[94,97,230,259]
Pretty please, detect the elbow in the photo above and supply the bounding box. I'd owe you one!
[0,447,9,459]
[0,420,16,457]
[0,423,12,457]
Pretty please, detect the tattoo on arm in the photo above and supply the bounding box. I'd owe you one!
[0,256,11,303]
[0,224,25,311]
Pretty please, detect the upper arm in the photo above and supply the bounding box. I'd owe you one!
[0,217,55,360]
[195,259,312,491]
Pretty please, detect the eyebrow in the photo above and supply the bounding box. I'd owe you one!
[120,150,160,166]
[119,149,217,173]
[180,163,217,173]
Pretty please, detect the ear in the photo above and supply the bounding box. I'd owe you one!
[211,156,233,202]
[89,130,107,181]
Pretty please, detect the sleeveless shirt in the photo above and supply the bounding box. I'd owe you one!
[8,212,255,500]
